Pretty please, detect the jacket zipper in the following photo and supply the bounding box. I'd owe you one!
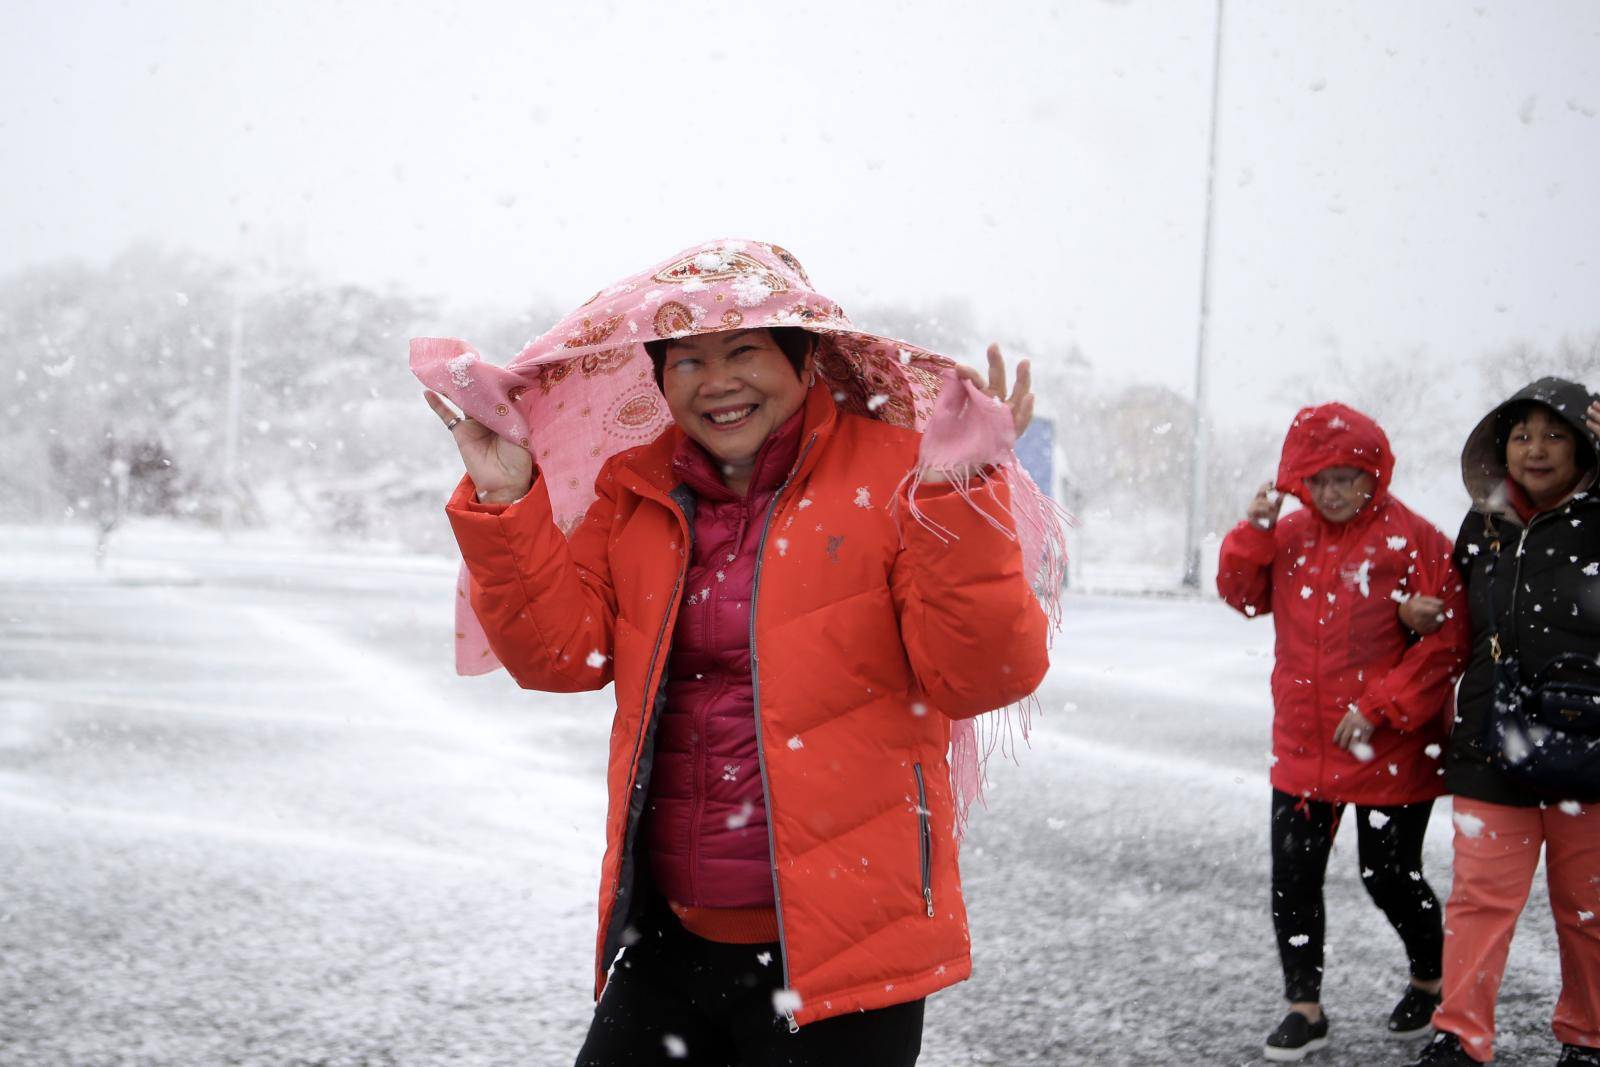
[912,762,934,917]
[1313,524,1341,785]
[1504,522,1533,659]
[748,432,817,1035]
[599,490,689,978]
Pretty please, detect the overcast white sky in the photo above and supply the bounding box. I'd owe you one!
[3,0,1597,420]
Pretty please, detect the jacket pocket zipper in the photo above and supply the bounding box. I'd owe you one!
[912,762,933,917]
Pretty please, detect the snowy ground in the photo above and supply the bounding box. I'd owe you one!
[0,524,1570,1066]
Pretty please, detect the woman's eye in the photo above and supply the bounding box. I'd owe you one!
[669,359,700,374]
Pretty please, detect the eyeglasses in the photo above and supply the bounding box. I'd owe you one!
[1306,470,1365,491]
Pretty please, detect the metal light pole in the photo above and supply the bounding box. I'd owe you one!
[222,295,244,532]
[1183,0,1226,589]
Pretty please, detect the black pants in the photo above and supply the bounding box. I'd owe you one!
[1269,789,1444,1003]
[574,908,924,1066]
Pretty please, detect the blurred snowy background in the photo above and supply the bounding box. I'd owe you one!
[1,1,1598,1065]
[3,0,1597,573]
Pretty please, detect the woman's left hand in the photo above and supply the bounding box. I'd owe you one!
[1586,399,1600,440]
[1332,706,1378,752]
[954,343,1034,438]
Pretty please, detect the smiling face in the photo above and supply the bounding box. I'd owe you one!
[658,328,811,482]
[1505,405,1583,509]
[1305,465,1377,524]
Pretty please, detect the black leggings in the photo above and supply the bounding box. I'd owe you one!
[1269,789,1443,1003]
[574,908,924,1066]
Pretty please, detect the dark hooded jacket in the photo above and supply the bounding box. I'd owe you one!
[1447,376,1600,806]
[1218,403,1469,805]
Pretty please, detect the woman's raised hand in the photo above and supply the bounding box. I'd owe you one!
[424,390,535,505]
[954,343,1034,438]
[1587,399,1600,440]
[1246,482,1285,530]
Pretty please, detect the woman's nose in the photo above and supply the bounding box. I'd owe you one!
[698,364,738,394]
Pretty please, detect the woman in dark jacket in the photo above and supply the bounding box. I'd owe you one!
[1409,379,1600,1067]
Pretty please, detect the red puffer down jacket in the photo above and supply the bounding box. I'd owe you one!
[445,382,1050,1026]
[1216,403,1469,806]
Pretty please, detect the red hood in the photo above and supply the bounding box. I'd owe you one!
[1275,402,1395,511]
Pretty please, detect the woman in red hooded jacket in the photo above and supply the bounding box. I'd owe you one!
[1218,402,1470,1063]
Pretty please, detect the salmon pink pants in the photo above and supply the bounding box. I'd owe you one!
[1433,797,1600,1062]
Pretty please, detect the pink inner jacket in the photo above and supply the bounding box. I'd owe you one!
[641,410,804,908]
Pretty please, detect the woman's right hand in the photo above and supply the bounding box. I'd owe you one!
[1246,482,1285,530]
[424,390,535,504]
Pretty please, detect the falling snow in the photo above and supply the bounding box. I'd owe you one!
[772,989,804,1016]
[727,801,755,829]
[1351,559,1372,597]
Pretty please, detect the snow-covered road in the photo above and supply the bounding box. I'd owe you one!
[0,526,1568,1066]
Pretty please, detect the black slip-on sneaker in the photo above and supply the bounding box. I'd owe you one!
[1387,985,1442,1037]
[1264,1010,1329,1062]
[1407,1031,1478,1066]
[1558,1045,1600,1067]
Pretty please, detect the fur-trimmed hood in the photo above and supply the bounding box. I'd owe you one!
[1460,376,1600,520]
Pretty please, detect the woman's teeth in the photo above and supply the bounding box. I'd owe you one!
[708,406,756,425]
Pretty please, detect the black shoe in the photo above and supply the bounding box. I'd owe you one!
[1407,1032,1478,1066]
[1388,985,1442,1037]
[1264,1010,1329,1062]
[1558,1045,1600,1067]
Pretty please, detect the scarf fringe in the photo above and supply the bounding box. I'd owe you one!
[893,454,1069,844]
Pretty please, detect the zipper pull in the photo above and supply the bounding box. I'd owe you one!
[1490,633,1502,663]
[923,887,935,918]
[783,1008,799,1034]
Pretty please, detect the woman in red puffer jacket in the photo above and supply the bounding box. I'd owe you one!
[1218,402,1470,1063]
